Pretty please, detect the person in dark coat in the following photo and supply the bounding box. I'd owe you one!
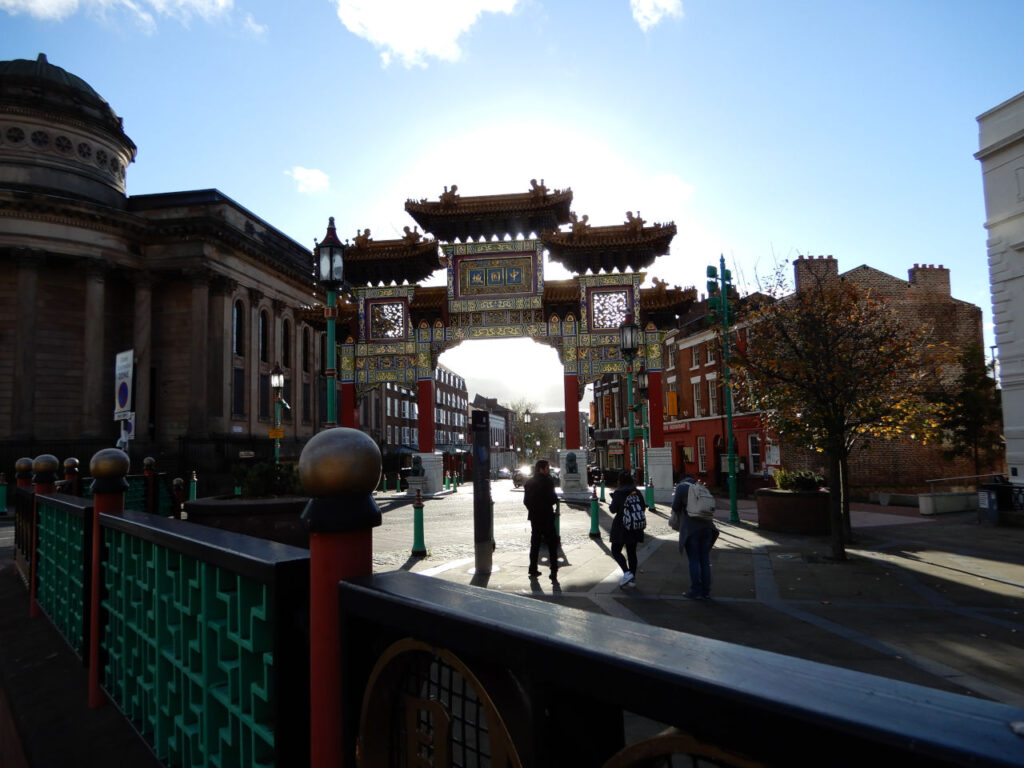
[609,470,644,588]
[523,459,560,581]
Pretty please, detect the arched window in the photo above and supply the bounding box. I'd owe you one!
[232,300,245,357]
[259,310,269,363]
[302,328,311,373]
[319,334,327,374]
[282,320,292,369]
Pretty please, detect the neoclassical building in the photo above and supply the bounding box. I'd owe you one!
[978,91,1024,491]
[0,54,328,478]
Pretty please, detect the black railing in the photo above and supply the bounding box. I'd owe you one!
[338,571,1024,767]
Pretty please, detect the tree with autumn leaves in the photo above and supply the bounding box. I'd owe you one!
[730,267,944,561]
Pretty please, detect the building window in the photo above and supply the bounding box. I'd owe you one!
[282,320,291,369]
[302,328,311,373]
[707,380,718,416]
[706,343,716,365]
[690,346,699,368]
[697,436,707,474]
[283,380,292,422]
[259,310,269,363]
[749,434,762,474]
[692,381,703,418]
[232,367,245,417]
[233,301,245,357]
[258,373,270,419]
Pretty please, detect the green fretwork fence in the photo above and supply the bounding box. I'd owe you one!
[34,495,91,657]
[21,496,310,768]
[80,473,176,516]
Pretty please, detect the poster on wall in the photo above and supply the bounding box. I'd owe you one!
[113,350,133,421]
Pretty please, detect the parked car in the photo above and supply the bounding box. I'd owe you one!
[497,467,512,480]
[512,465,532,488]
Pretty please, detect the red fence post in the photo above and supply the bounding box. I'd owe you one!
[143,456,156,514]
[87,448,129,709]
[299,428,382,768]
[29,454,59,619]
[15,457,33,490]
[64,457,80,497]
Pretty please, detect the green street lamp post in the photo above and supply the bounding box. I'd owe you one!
[271,362,285,465]
[637,364,655,511]
[315,217,345,428]
[619,313,640,476]
[707,255,740,523]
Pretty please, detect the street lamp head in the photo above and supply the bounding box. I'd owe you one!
[316,216,345,288]
[636,364,649,398]
[270,362,285,391]
[523,409,531,424]
[619,313,640,360]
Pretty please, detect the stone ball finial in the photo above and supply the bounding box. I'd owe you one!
[300,427,381,498]
[90,448,130,479]
[143,456,156,471]
[33,454,60,476]
[64,457,80,473]
[15,457,33,477]
[172,477,184,490]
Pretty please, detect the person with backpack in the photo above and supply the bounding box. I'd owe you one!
[523,459,560,581]
[677,476,720,600]
[608,469,647,588]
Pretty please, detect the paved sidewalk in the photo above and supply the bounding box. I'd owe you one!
[393,494,1024,708]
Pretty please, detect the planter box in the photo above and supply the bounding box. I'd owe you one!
[917,491,977,516]
[755,489,830,534]
[184,495,309,547]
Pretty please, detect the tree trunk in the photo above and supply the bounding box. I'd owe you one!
[828,452,846,560]
[841,455,852,542]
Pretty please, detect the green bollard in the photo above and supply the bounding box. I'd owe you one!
[444,472,450,491]
[599,478,606,503]
[411,488,427,556]
[189,470,198,501]
[589,486,601,538]
[646,478,655,511]
[555,504,561,537]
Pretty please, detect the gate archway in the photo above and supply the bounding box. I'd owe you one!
[323,181,695,493]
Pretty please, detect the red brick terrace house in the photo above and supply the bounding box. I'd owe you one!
[661,255,988,495]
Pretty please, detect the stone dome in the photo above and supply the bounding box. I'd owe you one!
[0,53,137,206]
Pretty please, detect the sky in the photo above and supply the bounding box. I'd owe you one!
[4,0,1023,412]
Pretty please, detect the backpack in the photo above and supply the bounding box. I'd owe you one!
[622,490,647,531]
[687,483,716,519]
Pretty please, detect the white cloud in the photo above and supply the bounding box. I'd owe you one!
[630,0,683,32]
[285,166,330,195]
[332,0,519,68]
[0,0,231,24]
[242,11,266,36]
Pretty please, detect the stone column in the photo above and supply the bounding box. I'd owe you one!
[648,369,665,448]
[132,272,152,446]
[13,252,41,439]
[188,269,210,437]
[563,372,581,449]
[82,262,107,437]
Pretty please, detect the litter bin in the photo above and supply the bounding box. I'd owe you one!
[980,482,1012,525]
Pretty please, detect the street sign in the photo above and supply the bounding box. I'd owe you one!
[113,350,133,420]
[268,428,284,439]
[119,413,135,443]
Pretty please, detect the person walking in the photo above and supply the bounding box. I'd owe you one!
[676,476,719,599]
[609,469,646,588]
[523,459,560,581]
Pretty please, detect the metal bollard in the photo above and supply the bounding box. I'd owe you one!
[589,485,601,538]
[189,470,198,501]
[646,477,655,512]
[411,488,427,556]
[172,477,185,519]
[64,457,81,497]
[599,477,606,503]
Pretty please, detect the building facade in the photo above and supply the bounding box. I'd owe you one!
[977,91,1024,488]
[0,54,332,484]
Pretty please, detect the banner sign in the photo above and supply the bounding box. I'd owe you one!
[114,350,134,420]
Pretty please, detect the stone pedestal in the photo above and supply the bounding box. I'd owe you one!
[558,448,590,502]
[645,447,674,504]
[406,476,427,497]
[414,452,443,495]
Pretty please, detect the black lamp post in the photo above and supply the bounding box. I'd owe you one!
[620,313,640,474]
[315,217,344,428]
[271,363,285,465]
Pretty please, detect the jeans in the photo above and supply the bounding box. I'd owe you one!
[683,524,719,598]
[529,518,559,574]
[611,535,638,576]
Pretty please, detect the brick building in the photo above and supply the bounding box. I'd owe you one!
[661,256,988,494]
